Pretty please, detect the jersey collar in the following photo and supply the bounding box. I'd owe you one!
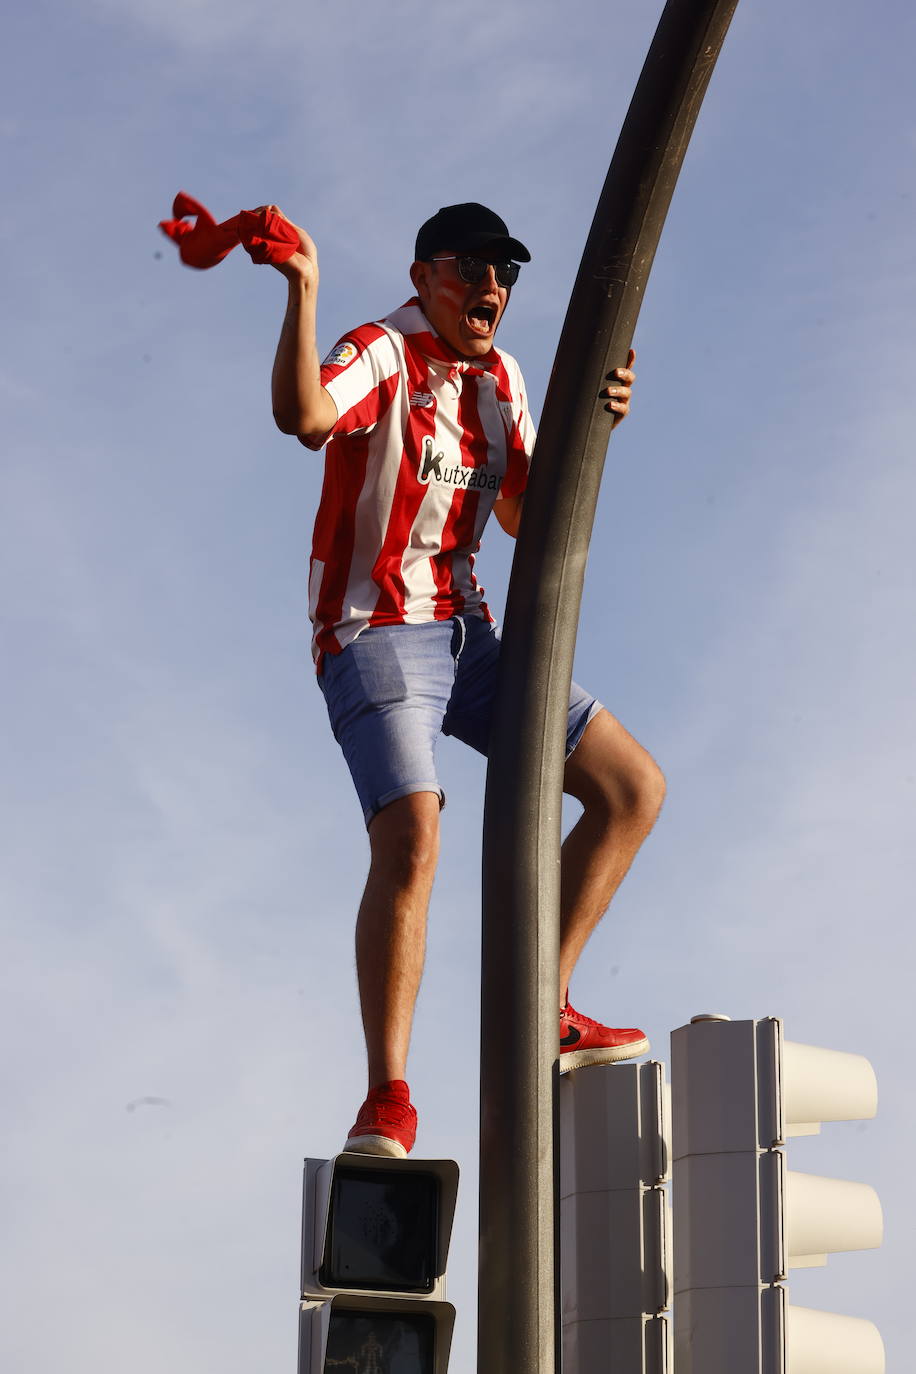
[390,299,500,373]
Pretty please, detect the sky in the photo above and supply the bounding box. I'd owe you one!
[2,0,914,1370]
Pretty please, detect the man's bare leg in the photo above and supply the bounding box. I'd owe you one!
[352,710,660,1089]
[355,791,441,1089]
[559,708,666,1002]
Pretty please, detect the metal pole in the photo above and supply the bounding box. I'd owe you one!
[478,2,741,1371]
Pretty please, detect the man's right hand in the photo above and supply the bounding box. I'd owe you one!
[258,206,319,287]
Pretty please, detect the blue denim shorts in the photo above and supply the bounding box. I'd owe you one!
[318,616,602,827]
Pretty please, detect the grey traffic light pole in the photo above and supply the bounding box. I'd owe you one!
[478,2,741,1371]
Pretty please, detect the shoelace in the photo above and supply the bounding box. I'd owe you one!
[563,1002,601,1029]
[358,1094,414,1128]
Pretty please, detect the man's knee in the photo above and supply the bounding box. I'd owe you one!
[566,709,666,828]
[625,751,666,828]
[368,791,441,885]
[596,749,665,832]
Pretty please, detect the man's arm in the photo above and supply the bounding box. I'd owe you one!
[493,492,524,537]
[267,209,339,440]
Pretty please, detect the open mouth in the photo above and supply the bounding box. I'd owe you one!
[466,303,497,335]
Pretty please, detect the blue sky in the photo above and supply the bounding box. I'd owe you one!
[2,1,914,1370]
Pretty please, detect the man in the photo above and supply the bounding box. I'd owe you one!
[270,202,665,1157]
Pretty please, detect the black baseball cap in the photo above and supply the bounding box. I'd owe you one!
[414,203,531,263]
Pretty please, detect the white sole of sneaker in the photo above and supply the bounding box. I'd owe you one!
[342,1133,408,1159]
[559,1037,650,1074]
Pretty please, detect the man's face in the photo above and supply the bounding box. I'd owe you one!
[410,252,511,359]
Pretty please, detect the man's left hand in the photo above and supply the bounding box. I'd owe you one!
[602,348,636,428]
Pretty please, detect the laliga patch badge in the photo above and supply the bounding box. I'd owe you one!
[322,340,359,369]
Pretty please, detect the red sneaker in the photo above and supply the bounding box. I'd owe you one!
[559,1001,650,1073]
[344,1080,417,1158]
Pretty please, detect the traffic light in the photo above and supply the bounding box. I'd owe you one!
[560,1060,672,1373]
[670,1014,884,1374]
[298,1153,459,1374]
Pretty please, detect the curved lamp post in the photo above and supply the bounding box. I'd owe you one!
[479,2,742,1371]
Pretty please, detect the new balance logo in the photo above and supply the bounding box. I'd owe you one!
[410,391,434,408]
[418,436,501,491]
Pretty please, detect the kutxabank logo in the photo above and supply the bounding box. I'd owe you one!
[418,437,500,491]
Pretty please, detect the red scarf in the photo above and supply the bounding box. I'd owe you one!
[158,191,300,269]
[396,298,500,373]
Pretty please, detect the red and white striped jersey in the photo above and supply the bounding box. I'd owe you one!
[302,299,536,669]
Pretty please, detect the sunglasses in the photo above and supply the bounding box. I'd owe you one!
[428,254,521,288]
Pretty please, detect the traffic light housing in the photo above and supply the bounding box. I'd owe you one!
[298,1154,458,1374]
[671,1014,884,1374]
[560,1060,672,1373]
